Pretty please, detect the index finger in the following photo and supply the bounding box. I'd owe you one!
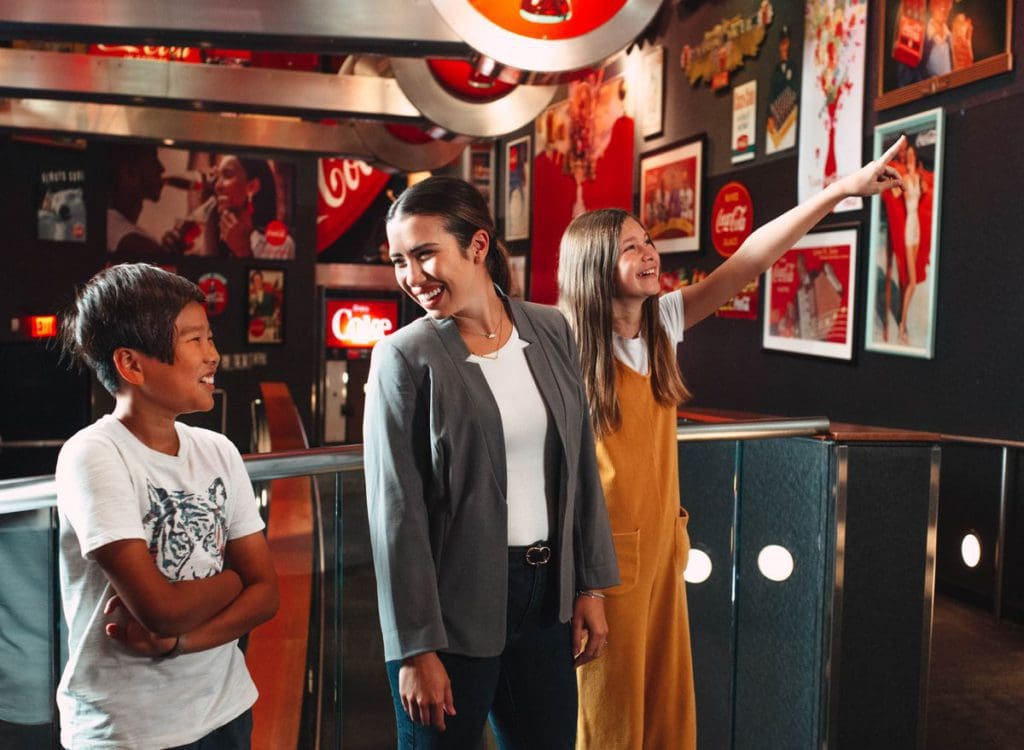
[879,135,907,166]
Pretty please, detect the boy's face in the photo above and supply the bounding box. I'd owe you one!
[134,302,219,416]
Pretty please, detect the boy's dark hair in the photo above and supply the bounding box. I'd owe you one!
[61,263,206,395]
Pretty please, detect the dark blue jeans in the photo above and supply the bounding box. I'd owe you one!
[164,709,252,750]
[386,547,577,750]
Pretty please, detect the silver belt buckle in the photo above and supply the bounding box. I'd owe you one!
[525,544,552,566]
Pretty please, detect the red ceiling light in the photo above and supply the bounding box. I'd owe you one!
[466,0,626,41]
[426,59,516,102]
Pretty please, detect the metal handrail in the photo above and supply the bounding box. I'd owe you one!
[677,417,831,443]
[0,445,367,514]
[2,419,833,514]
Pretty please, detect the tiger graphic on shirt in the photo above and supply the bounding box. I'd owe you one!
[143,477,229,580]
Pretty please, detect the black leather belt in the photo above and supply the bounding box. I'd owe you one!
[509,542,552,566]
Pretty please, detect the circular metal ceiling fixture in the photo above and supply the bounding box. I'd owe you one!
[391,57,557,138]
[351,119,468,173]
[430,0,661,74]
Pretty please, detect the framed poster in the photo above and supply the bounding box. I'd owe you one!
[464,143,496,217]
[504,135,531,241]
[798,0,867,212]
[247,268,285,345]
[764,226,858,360]
[876,0,1013,110]
[638,135,704,254]
[865,108,944,359]
[640,44,665,139]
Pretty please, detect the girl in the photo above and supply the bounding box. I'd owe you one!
[558,139,905,749]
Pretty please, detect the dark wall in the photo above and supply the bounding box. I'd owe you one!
[0,137,319,458]
[515,0,1024,440]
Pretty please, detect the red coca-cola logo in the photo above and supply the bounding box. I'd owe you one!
[316,158,391,252]
[249,317,266,338]
[711,181,753,258]
[737,134,749,151]
[265,220,288,246]
[198,273,228,317]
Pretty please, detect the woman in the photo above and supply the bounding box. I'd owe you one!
[897,144,930,344]
[363,175,618,749]
[174,155,294,259]
[557,140,905,750]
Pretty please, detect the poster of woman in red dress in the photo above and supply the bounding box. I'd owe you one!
[866,108,944,358]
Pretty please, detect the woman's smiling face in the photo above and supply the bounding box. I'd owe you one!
[387,213,488,318]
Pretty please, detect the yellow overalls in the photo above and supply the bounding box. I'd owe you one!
[577,359,696,749]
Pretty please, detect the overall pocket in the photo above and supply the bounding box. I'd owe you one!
[674,507,691,576]
[607,528,640,596]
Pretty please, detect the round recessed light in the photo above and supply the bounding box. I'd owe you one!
[684,549,712,584]
[961,533,981,568]
[757,545,794,582]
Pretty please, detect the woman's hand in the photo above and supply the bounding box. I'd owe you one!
[398,651,456,731]
[837,135,906,198]
[103,594,178,657]
[571,594,609,667]
[219,209,254,257]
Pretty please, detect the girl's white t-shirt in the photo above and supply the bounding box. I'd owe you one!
[613,289,685,374]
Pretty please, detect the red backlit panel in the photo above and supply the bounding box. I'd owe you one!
[468,0,627,41]
[28,315,58,339]
[325,300,398,349]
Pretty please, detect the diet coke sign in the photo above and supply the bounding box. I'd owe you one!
[316,158,391,252]
[711,181,753,258]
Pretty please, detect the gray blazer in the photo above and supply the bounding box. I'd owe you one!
[363,298,619,661]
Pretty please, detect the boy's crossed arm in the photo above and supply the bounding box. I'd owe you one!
[96,531,279,656]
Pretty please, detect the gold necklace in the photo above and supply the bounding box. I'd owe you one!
[456,298,505,359]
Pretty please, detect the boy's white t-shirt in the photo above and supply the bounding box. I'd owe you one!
[613,289,685,373]
[55,415,265,749]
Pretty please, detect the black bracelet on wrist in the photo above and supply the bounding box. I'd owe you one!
[157,634,185,659]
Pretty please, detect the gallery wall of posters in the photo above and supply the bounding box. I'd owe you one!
[107,145,297,260]
[876,0,1013,110]
[505,135,531,241]
[764,227,858,360]
[797,0,868,213]
[865,108,944,359]
[639,135,704,253]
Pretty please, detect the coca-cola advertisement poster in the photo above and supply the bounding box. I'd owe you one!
[763,227,858,360]
[797,0,867,213]
[106,145,296,260]
[638,135,704,254]
[875,0,1012,111]
[865,109,944,359]
[710,181,753,258]
[316,158,391,253]
[247,268,285,345]
[38,166,87,243]
[504,135,531,242]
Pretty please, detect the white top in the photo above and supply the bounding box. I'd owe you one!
[55,416,265,749]
[613,289,685,374]
[106,208,160,254]
[467,326,551,546]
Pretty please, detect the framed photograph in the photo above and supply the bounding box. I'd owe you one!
[865,108,944,358]
[638,135,704,254]
[764,227,859,360]
[247,268,285,345]
[640,45,665,139]
[464,143,495,217]
[876,0,1013,111]
[504,135,531,241]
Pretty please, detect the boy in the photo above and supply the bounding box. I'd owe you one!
[56,263,279,749]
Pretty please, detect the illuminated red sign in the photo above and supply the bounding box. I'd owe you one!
[326,300,398,349]
[88,44,203,63]
[27,315,58,339]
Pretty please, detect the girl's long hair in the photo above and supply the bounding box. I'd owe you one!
[558,208,690,438]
